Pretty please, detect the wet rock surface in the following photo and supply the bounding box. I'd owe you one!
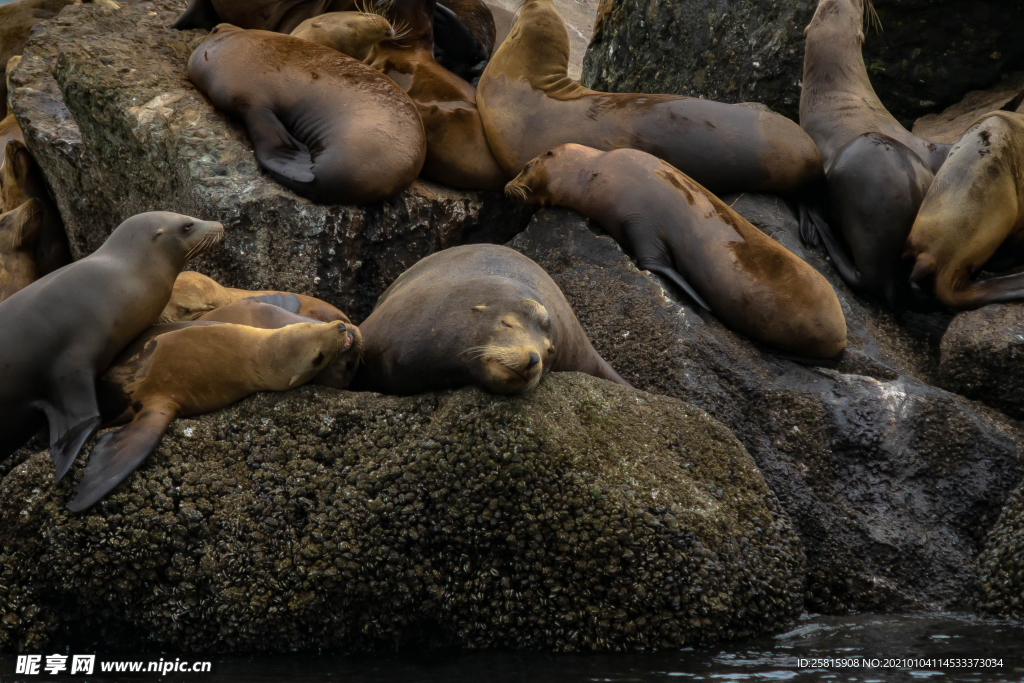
[8,0,534,321]
[0,375,804,653]
[510,203,1024,614]
[912,72,1024,144]
[583,0,1024,127]
[977,482,1024,620]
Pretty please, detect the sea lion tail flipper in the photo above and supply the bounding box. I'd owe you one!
[642,263,711,311]
[243,107,316,184]
[798,203,827,248]
[808,214,865,289]
[67,408,175,513]
[44,372,103,483]
[243,292,302,314]
[170,0,221,30]
[1002,90,1024,113]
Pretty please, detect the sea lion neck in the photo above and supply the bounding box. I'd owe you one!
[497,0,582,96]
[801,0,877,106]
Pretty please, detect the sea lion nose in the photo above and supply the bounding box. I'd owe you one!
[526,352,541,369]
[386,27,394,37]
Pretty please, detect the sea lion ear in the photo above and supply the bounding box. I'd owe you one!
[152,228,164,240]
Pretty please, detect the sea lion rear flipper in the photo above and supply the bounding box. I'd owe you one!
[806,211,865,289]
[243,107,316,185]
[44,371,103,483]
[67,408,176,513]
[170,0,221,30]
[798,203,827,248]
[242,292,302,314]
[642,264,711,311]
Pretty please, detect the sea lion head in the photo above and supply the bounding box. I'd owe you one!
[263,321,360,390]
[0,140,35,210]
[460,290,556,395]
[804,0,874,42]
[291,11,396,61]
[160,271,230,322]
[101,212,224,269]
[312,322,363,389]
[0,198,42,300]
[505,144,602,206]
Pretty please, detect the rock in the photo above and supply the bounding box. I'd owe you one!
[0,0,78,111]
[913,72,1024,144]
[938,304,1024,421]
[510,202,1024,613]
[0,374,804,653]
[8,0,534,321]
[977,482,1024,620]
[583,0,1024,127]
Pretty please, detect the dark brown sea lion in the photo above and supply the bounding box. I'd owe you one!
[904,111,1024,309]
[197,299,363,389]
[431,0,495,81]
[799,0,951,307]
[160,271,351,324]
[0,0,78,111]
[187,24,426,204]
[476,0,823,193]
[172,0,333,33]
[290,10,395,61]
[366,0,506,189]
[67,319,356,512]
[0,198,41,301]
[352,243,628,395]
[505,145,848,361]
[1,139,72,277]
[0,212,223,481]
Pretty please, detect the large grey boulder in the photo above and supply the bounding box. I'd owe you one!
[0,375,804,653]
[510,203,1024,613]
[8,0,534,320]
[583,0,1024,127]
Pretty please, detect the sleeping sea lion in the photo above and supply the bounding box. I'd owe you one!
[161,271,351,324]
[197,299,363,389]
[799,0,951,307]
[476,0,823,193]
[1,139,72,276]
[904,111,1024,309]
[188,25,426,204]
[172,0,333,33]
[0,212,223,480]
[352,243,628,395]
[1,56,25,168]
[506,145,848,361]
[366,0,507,189]
[68,319,356,512]
[290,10,395,61]
[0,198,41,301]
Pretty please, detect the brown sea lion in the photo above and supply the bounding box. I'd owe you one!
[0,212,223,481]
[160,271,351,324]
[505,145,848,361]
[1,139,72,276]
[0,0,78,111]
[172,0,333,33]
[366,0,507,189]
[0,198,41,301]
[904,111,1024,309]
[799,0,951,308]
[67,319,356,512]
[1,56,26,168]
[476,0,823,193]
[431,0,495,81]
[188,25,426,204]
[197,299,363,389]
[290,10,395,61]
[352,243,628,395]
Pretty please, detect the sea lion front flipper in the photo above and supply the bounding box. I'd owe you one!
[44,370,103,483]
[433,3,489,81]
[67,407,176,513]
[170,0,221,30]
[242,107,316,185]
[806,212,865,289]
[242,292,302,314]
[642,264,711,311]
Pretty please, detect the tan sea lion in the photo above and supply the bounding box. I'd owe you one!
[1,139,72,276]
[161,271,351,324]
[904,111,1024,309]
[188,25,426,204]
[197,299,363,389]
[0,212,224,481]
[476,0,823,193]
[0,0,78,111]
[799,0,951,308]
[0,198,41,301]
[67,319,356,512]
[505,145,848,361]
[290,10,395,61]
[1,56,26,168]
[352,243,628,395]
[366,0,507,190]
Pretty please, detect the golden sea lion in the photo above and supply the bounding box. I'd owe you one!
[0,198,41,301]
[1,56,26,169]
[290,10,394,60]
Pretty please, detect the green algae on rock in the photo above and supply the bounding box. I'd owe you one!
[0,374,803,653]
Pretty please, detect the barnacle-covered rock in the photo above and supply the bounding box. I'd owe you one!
[0,374,804,653]
[977,483,1024,619]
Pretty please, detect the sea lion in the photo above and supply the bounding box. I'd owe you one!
[67,319,356,512]
[197,299,363,389]
[799,0,951,307]
[1,140,72,276]
[1,56,26,168]
[505,145,848,360]
[486,2,512,55]
[353,243,628,395]
[431,0,495,81]
[903,111,1024,309]
[0,0,78,111]
[0,212,223,480]
[366,0,507,189]
[290,10,395,61]
[188,25,426,204]
[172,0,334,33]
[476,0,823,193]
[0,198,41,301]
[161,271,351,323]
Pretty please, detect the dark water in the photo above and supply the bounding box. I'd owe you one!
[1,613,1023,683]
